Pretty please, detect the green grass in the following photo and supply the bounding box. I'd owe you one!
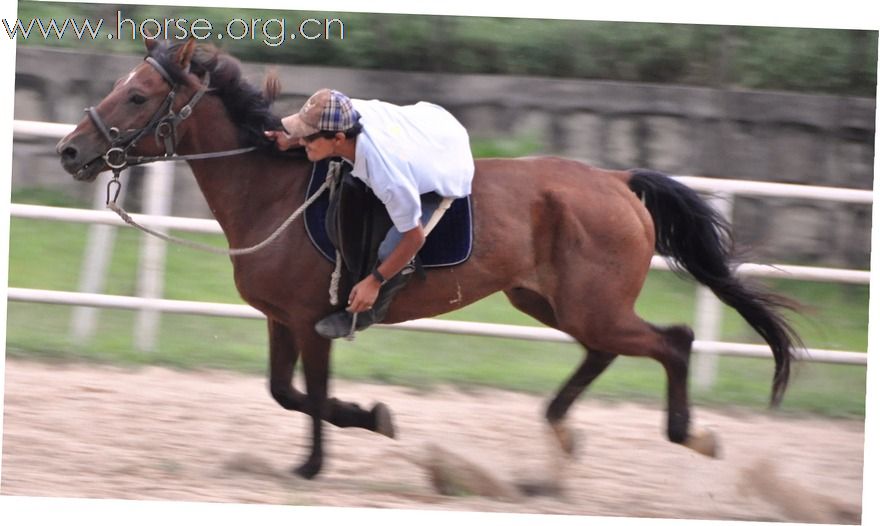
[470,136,543,158]
[4,213,869,418]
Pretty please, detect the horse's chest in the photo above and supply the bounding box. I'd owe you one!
[230,256,329,317]
[230,259,287,309]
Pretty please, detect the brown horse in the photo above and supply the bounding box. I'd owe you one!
[56,40,801,479]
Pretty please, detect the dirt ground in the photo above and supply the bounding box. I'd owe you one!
[0,359,865,523]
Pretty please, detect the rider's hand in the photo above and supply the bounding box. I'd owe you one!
[264,129,297,151]
[347,275,382,314]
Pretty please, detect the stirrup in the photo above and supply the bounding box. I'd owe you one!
[315,267,414,339]
[315,310,356,339]
[314,306,386,340]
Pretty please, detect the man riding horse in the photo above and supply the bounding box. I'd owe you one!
[57,40,801,479]
[265,89,474,339]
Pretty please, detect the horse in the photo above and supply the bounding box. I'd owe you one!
[55,39,802,480]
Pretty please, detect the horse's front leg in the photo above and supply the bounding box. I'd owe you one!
[268,320,395,479]
[267,318,307,410]
[297,330,330,479]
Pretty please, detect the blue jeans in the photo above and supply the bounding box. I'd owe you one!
[377,192,443,262]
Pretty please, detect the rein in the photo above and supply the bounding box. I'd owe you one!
[106,179,330,257]
[94,55,316,257]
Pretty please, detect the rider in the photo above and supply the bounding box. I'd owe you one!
[265,89,474,339]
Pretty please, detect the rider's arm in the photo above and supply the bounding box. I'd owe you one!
[374,225,425,284]
[346,223,424,313]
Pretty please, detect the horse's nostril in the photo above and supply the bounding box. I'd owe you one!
[61,145,79,161]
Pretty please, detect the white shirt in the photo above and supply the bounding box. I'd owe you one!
[349,99,475,232]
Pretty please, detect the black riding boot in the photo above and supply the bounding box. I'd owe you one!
[315,265,414,339]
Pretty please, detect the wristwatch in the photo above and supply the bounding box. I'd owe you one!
[371,268,387,285]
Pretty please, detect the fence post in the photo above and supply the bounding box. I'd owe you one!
[692,192,733,390]
[69,171,128,345]
[134,162,174,352]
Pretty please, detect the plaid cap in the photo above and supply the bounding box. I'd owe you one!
[281,88,360,138]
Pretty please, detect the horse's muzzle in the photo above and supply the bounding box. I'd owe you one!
[56,135,106,181]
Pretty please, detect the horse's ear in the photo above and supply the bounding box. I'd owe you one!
[263,68,281,103]
[144,37,159,53]
[174,38,197,71]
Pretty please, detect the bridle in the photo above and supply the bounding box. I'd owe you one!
[85,56,256,200]
[83,55,356,312]
[86,53,334,263]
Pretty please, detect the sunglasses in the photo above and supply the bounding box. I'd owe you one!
[301,131,340,143]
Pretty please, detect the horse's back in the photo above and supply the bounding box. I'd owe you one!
[472,156,653,249]
[473,156,638,203]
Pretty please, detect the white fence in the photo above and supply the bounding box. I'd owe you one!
[9,120,871,387]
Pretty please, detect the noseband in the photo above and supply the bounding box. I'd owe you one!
[85,56,254,177]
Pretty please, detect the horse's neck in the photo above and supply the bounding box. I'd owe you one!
[177,106,310,246]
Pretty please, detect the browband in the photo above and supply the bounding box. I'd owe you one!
[145,56,176,86]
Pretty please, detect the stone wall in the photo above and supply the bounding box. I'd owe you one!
[12,47,875,268]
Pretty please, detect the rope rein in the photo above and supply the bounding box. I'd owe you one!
[105,160,347,311]
[106,178,331,257]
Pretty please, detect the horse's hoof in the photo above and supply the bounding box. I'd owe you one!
[550,422,578,457]
[293,459,322,479]
[372,402,396,439]
[684,428,721,458]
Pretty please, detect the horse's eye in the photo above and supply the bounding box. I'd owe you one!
[129,94,147,105]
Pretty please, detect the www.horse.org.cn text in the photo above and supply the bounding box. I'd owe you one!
[2,11,345,47]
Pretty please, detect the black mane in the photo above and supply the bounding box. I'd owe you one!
[147,41,300,157]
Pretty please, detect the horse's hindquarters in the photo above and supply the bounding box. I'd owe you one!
[383,157,654,324]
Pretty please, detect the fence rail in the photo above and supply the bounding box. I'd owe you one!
[9,119,870,377]
[11,203,871,286]
[6,287,867,366]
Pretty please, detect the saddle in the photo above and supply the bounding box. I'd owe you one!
[304,159,474,303]
[324,161,392,287]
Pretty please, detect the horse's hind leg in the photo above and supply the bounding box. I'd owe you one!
[653,323,695,445]
[504,288,618,455]
[569,313,718,457]
[545,349,617,455]
[657,323,719,457]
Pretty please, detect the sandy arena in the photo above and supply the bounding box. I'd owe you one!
[1,359,865,523]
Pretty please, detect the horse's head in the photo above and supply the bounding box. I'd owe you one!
[56,38,208,181]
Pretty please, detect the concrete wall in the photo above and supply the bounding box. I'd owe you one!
[13,47,875,268]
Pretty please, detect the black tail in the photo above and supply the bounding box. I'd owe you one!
[628,169,802,407]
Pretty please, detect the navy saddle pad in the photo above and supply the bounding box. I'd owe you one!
[304,159,474,267]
